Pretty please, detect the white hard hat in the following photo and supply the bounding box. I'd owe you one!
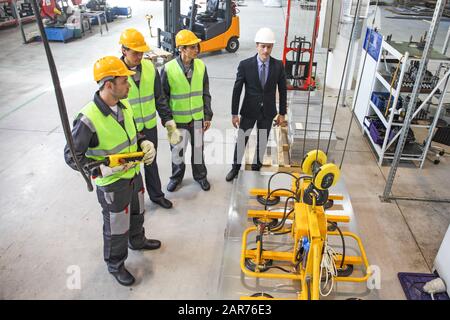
[254,27,276,44]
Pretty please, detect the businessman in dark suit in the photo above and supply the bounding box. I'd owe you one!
[226,28,287,181]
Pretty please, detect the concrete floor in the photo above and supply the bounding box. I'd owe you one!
[0,0,449,299]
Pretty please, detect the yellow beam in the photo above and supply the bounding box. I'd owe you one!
[249,188,294,198]
[326,214,350,223]
[247,210,287,220]
[329,194,344,201]
[245,250,294,262]
[334,255,363,265]
[311,243,320,300]
[307,207,321,239]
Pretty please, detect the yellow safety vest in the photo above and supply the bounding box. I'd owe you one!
[165,58,205,123]
[126,59,157,131]
[79,100,140,186]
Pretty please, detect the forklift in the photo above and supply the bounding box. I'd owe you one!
[158,0,240,54]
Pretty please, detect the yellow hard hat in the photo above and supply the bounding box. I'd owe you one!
[93,56,135,82]
[175,29,201,48]
[119,28,150,52]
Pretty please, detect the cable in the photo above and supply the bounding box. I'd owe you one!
[265,188,299,207]
[31,0,93,192]
[271,196,296,231]
[328,221,346,269]
[265,172,302,202]
[301,0,322,158]
[256,224,265,268]
[271,208,294,231]
[265,265,292,273]
[319,239,338,297]
[263,171,306,210]
[316,0,335,162]
[326,0,362,155]
[338,1,382,168]
[267,172,302,192]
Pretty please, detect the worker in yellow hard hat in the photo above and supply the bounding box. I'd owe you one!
[119,28,180,210]
[160,29,213,192]
[64,56,161,287]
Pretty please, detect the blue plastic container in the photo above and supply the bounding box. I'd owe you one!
[112,6,131,17]
[371,92,391,111]
[44,27,74,42]
[370,91,404,114]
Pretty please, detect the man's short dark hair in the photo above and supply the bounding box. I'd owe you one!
[98,77,117,91]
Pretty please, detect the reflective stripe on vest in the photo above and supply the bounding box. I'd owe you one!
[166,58,205,124]
[127,59,157,131]
[79,100,140,186]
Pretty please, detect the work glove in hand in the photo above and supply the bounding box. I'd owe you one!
[165,120,182,145]
[140,140,156,165]
[99,163,135,178]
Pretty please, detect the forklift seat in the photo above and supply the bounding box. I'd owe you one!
[197,0,220,23]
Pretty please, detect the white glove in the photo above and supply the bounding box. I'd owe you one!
[140,140,156,165]
[99,163,135,177]
[165,120,182,145]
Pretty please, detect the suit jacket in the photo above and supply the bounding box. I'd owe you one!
[232,54,287,120]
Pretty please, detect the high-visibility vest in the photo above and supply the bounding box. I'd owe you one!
[126,59,157,131]
[79,100,140,186]
[165,58,205,124]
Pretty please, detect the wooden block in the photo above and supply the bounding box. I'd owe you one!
[276,127,285,167]
[283,150,290,166]
[262,150,272,166]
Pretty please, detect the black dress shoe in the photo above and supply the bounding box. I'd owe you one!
[226,168,239,182]
[251,164,262,171]
[152,197,173,209]
[197,178,210,191]
[167,180,180,192]
[110,266,135,286]
[129,239,161,251]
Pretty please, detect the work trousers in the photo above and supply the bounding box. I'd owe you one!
[96,173,146,273]
[232,116,274,169]
[170,120,207,182]
[141,127,165,201]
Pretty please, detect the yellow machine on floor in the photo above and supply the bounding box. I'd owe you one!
[240,150,371,300]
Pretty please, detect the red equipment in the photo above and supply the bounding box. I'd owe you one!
[40,0,81,19]
[40,0,57,19]
[282,0,321,91]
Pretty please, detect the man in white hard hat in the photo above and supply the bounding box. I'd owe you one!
[226,27,287,181]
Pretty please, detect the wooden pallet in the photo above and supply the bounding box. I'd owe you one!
[145,47,173,65]
[243,123,303,173]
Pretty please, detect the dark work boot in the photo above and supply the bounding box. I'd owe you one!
[129,239,161,251]
[151,197,173,209]
[167,179,180,192]
[110,266,135,286]
[197,178,210,191]
[226,168,239,181]
[251,163,262,171]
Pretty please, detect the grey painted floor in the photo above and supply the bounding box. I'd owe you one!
[0,0,449,299]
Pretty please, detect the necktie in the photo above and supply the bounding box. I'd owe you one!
[260,63,266,88]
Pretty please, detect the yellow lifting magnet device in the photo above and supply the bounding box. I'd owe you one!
[240,150,371,300]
